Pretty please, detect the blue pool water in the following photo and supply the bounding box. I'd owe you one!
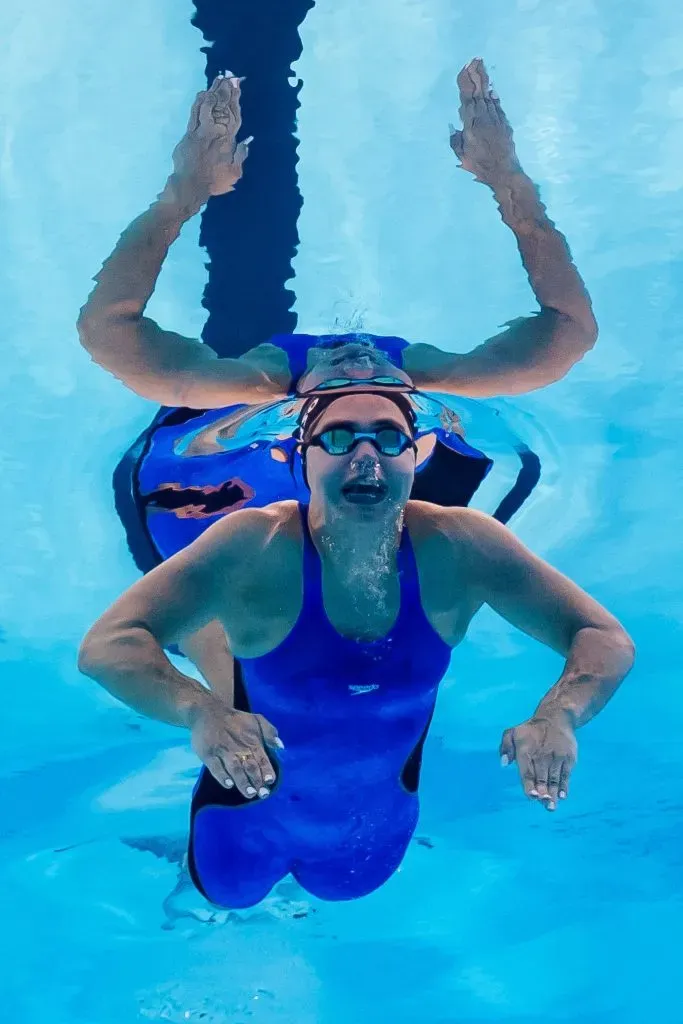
[2,0,682,1020]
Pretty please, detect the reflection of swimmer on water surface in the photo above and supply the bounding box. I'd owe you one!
[78,59,596,426]
[79,389,634,908]
[79,58,595,708]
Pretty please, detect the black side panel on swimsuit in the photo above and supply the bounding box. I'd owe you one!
[493,444,542,525]
[191,0,316,357]
[410,444,492,509]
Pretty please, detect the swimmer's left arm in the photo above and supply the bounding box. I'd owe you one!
[455,510,634,809]
[403,59,597,398]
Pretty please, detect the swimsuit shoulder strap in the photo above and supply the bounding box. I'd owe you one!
[297,503,325,614]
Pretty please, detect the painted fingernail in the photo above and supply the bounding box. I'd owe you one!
[264,774,275,784]
[224,777,234,788]
[246,786,257,797]
[547,801,556,811]
[500,755,509,767]
[258,787,270,799]
[274,738,285,749]
[559,790,567,799]
[244,135,254,146]
[530,789,539,797]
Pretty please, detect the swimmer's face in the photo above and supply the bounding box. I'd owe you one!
[298,343,414,395]
[303,394,416,515]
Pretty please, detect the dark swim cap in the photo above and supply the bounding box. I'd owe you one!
[296,390,417,445]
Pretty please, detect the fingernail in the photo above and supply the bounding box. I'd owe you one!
[530,789,539,797]
[264,774,275,784]
[244,135,254,146]
[547,801,556,811]
[224,778,234,788]
[274,738,285,749]
[448,122,457,134]
[500,755,509,767]
[258,787,270,799]
[559,790,567,799]
[491,89,500,100]
[246,786,256,798]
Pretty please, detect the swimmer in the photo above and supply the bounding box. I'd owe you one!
[79,388,634,908]
[79,58,595,697]
[78,59,597,409]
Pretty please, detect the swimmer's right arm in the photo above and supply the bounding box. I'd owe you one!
[77,75,291,409]
[78,515,281,796]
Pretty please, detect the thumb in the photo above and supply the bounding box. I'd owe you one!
[234,135,253,169]
[499,728,516,766]
[256,713,284,750]
[449,125,464,161]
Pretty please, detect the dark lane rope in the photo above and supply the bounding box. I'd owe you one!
[192,0,316,356]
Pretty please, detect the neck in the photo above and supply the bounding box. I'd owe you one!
[306,498,404,578]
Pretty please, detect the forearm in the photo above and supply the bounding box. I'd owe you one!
[534,625,635,729]
[80,176,200,325]
[77,177,283,407]
[405,171,598,397]
[78,624,209,728]
[178,621,235,706]
[492,171,596,337]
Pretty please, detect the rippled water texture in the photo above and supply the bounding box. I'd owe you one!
[1,0,682,1020]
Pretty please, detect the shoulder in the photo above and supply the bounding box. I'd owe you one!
[406,502,519,575]
[183,501,301,572]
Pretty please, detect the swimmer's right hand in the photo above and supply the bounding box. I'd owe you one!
[166,73,252,207]
[189,694,283,800]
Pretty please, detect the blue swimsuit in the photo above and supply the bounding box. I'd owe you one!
[188,504,452,908]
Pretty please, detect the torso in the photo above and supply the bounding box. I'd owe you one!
[213,500,481,659]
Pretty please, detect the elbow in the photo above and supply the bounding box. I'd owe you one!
[76,307,112,359]
[618,628,636,673]
[552,308,599,363]
[77,629,106,678]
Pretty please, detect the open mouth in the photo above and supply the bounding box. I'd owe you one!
[341,481,389,505]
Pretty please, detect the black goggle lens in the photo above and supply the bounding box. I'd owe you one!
[314,426,413,456]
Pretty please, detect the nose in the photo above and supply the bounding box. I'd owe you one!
[349,443,381,468]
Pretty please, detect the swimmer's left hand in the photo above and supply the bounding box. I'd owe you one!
[499,713,577,812]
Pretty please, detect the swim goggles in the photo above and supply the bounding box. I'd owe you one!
[305,425,416,457]
[302,375,413,393]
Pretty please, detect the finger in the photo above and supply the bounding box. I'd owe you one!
[232,137,253,171]
[517,752,538,800]
[546,757,563,805]
[531,756,551,804]
[449,127,464,161]
[558,759,572,800]
[214,76,243,133]
[226,750,268,799]
[253,747,277,791]
[256,713,285,751]
[203,753,235,791]
[221,754,256,799]
[499,728,516,767]
[467,57,490,98]
[185,91,207,134]
[197,92,219,132]
[456,60,477,100]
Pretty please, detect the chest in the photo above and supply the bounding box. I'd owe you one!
[222,535,475,659]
